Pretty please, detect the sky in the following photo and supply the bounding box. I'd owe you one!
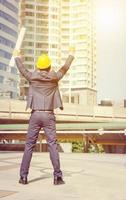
[96,0,126,102]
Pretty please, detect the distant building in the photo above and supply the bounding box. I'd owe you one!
[124,100,126,108]
[99,99,126,108]
[99,100,113,106]
[19,0,97,105]
[0,0,19,98]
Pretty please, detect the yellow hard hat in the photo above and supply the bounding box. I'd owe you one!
[36,54,51,69]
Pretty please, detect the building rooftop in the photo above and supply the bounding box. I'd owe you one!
[0,152,126,200]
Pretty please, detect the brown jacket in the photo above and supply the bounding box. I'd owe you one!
[15,55,74,110]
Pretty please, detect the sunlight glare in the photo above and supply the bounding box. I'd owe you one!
[96,3,122,31]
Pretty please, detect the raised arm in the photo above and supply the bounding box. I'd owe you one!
[15,57,32,82]
[56,55,74,80]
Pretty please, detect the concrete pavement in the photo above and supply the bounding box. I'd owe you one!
[0,152,126,200]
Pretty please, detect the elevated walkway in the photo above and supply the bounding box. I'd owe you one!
[0,99,126,153]
[0,99,126,123]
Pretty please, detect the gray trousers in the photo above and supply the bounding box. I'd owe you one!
[20,111,62,178]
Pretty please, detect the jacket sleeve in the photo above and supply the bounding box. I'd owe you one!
[56,55,74,80]
[15,57,32,82]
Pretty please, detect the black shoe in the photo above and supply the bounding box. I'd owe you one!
[54,177,65,185]
[19,177,28,185]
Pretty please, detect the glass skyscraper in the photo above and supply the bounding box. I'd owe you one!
[0,0,19,98]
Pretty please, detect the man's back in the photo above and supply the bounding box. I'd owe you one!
[27,69,63,110]
[15,55,74,110]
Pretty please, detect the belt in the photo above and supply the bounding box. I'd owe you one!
[32,110,53,113]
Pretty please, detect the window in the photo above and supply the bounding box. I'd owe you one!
[23,41,34,46]
[0,62,7,71]
[36,35,48,41]
[0,36,15,48]
[36,43,48,48]
[24,49,34,54]
[25,11,34,16]
[25,19,33,24]
[51,7,58,12]
[25,4,34,9]
[25,57,34,62]
[0,50,11,59]
[51,14,57,19]
[36,27,47,33]
[36,13,48,19]
[0,11,18,25]
[37,0,48,3]
[36,6,48,12]
[11,67,17,74]
[0,0,18,13]
[25,33,34,39]
[12,80,17,88]
[50,44,57,48]
[27,27,34,31]
[0,75,4,83]
[36,20,48,26]
[0,23,17,37]
[71,96,75,103]
[62,95,69,103]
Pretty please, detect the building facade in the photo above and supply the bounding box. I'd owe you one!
[19,0,97,105]
[0,0,19,98]
[60,0,97,105]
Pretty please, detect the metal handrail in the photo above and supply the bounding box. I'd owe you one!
[0,129,126,135]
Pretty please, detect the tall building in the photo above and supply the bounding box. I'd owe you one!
[60,0,97,105]
[19,0,61,97]
[19,0,97,105]
[0,0,19,98]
